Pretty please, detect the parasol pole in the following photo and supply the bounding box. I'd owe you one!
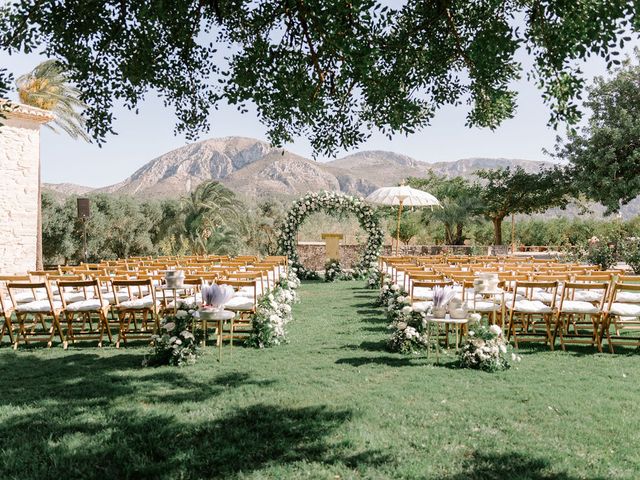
[395,199,404,256]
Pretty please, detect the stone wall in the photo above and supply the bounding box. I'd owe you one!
[297,242,487,270]
[0,105,51,274]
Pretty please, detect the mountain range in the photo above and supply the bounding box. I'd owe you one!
[44,136,554,202]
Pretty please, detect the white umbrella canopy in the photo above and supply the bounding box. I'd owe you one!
[366,186,441,255]
[365,185,441,207]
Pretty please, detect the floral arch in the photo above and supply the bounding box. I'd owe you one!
[277,191,384,275]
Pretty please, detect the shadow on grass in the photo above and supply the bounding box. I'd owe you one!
[444,451,606,480]
[335,355,422,368]
[341,340,389,352]
[0,353,389,478]
[357,309,386,318]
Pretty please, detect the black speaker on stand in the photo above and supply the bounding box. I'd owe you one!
[77,198,90,263]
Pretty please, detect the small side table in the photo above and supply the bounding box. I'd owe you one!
[426,314,469,362]
[199,309,235,361]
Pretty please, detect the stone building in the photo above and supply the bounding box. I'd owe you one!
[0,103,53,274]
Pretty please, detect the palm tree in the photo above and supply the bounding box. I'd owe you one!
[16,59,90,268]
[16,60,90,141]
[180,181,242,255]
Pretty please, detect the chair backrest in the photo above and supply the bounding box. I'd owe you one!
[607,281,640,307]
[559,281,609,310]
[512,280,559,307]
[57,279,103,308]
[111,278,156,305]
[226,271,264,293]
[0,275,30,313]
[7,281,57,311]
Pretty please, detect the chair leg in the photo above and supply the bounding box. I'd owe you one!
[545,314,554,351]
[1,314,15,345]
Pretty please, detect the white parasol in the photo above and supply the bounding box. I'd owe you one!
[366,185,441,255]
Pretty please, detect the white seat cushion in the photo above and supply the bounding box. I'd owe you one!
[225,296,255,311]
[615,292,640,303]
[609,302,640,317]
[169,293,201,309]
[531,289,558,304]
[16,299,62,313]
[573,290,604,302]
[467,300,499,312]
[118,295,159,309]
[411,301,432,312]
[235,286,261,298]
[559,300,600,314]
[509,300,553,314]
[11,291,38,304]
[503,292,525,304]
[57,291,94,303]
[65,299,110,312]
[102,292,131,305]
[412,287,433,301]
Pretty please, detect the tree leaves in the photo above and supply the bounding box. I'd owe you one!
[1,0,638,155]
[557,55,640,214]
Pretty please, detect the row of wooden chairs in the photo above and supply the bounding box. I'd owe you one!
[0,255,289,349]
[381,256,639,354]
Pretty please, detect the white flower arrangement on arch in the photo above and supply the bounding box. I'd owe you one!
[276,191,384,277]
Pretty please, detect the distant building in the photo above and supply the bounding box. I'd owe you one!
[0,102,53,274]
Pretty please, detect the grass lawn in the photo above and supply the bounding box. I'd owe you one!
[0,280,639,479]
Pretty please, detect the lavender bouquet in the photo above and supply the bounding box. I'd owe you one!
[201,283,234,310]
[431,285,455,317]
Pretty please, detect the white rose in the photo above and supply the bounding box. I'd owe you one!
[469,313,482,323]
[489,325,502,336]
[499,344,507,354]
[396,296,405,303]
[402,306,413,314]
[175,310,188,318]
[390,284,400,291]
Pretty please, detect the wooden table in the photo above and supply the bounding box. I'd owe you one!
[199,309,235,361]
[426,314,469,362]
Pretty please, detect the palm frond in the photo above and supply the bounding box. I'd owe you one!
[16,59,90,142]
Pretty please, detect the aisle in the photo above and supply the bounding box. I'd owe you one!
[0,280,637,479]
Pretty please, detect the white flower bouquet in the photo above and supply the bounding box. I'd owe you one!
[458,323,518,372]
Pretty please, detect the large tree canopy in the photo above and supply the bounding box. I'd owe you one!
[1,1,638,155]
[556,56,640,214]
[475,166,572,245]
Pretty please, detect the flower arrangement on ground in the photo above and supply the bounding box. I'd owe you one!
[246,271,300,348]
[144,307,203,367]
[292,265,321,280]
[364,264,382,289]
[387,304,432,354]
[380,282,412,323]
[276,191,384,275]
[458,321,520,372]
[324,259,343,282]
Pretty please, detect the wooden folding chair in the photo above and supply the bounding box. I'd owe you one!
[7,280,66,349]
[0,275,31,345]
[507,281,558,350]
[553,281,609,352]
[59,279,112,347]
[602,282,640,353]
[111,279,160,347]
[223,279,259,338]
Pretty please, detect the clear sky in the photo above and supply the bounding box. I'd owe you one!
[0,42,633,188]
